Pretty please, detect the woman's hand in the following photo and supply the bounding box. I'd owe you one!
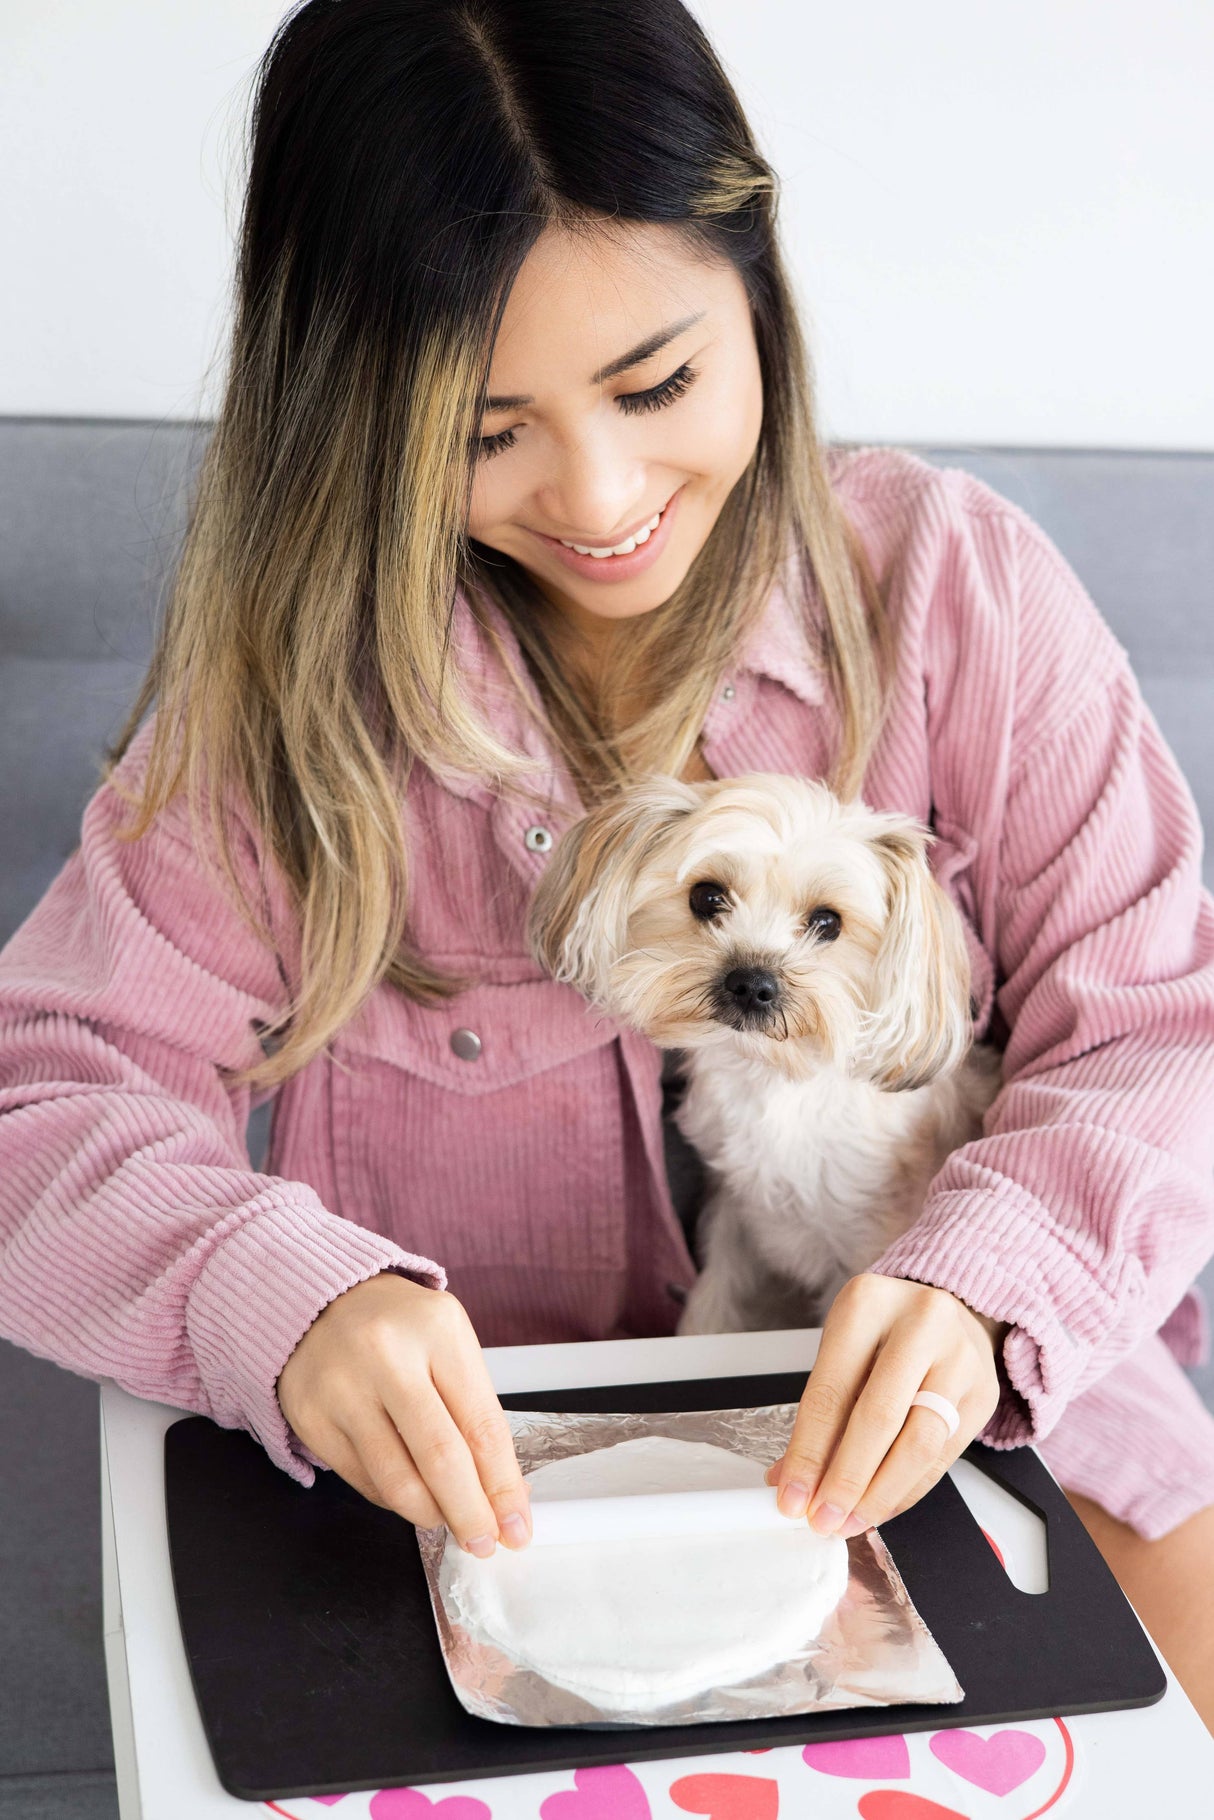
[276,1272,532,1556]
[764,1274,1007,1536]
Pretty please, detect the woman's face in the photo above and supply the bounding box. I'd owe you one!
[466,221,764,650]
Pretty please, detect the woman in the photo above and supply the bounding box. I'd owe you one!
[2,0,1213,1721]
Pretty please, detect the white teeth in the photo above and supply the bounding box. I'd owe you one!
[560,509,662,557]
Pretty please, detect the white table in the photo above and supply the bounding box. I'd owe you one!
[101,1328,1214,1817]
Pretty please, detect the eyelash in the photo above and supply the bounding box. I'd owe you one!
[474,362,700,462]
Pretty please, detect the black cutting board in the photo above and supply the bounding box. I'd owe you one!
[164,1371,1165,1801]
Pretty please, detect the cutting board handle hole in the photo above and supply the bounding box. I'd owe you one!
[948,1456,1050,1594]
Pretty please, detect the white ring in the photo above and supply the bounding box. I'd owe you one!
[909,1390,961,1440]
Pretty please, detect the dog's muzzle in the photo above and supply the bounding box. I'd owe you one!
[713,963,782,1030]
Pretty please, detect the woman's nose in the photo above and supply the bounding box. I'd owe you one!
[537,424,648,544]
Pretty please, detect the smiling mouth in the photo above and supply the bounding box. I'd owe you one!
[523,485,685,579]
[554,503,666,559]
[532,489,678,559]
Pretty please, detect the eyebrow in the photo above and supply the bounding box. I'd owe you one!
[483,310,707,411]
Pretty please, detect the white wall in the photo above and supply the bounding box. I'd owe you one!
[2,0,287,425]
[2,0,1211,447]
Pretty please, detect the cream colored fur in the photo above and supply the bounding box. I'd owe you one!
[526,772,1003,1333]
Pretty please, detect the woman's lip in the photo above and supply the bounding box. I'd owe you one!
[527,486,683,583]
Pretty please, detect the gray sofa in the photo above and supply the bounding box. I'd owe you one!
[1,420,1212,1816]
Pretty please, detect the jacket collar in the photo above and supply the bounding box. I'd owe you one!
[429,551,826,804]
[734,556,827,712]
[422,555,827,896]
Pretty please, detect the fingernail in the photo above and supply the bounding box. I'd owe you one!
[840,1513,871,1539]
[500,1511,529,1545]
[810,1502,846,1535]
[778,1479,811,1519]
[463,1534,496,1557]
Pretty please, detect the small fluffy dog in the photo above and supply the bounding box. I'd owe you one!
[525,772,1003,1334]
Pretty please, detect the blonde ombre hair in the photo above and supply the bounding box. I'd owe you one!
[106,0,896,1092]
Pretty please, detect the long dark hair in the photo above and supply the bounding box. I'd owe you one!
[108,0,894,1088]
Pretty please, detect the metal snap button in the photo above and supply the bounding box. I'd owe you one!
[449,1027,482,1061]
[524,825,553,852]
[721,682,735,700]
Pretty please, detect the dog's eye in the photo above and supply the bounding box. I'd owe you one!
[806,905,842,941]
[689,880,730,920]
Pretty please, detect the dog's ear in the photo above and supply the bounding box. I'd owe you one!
[856,816,975,1092]
[526,775,700,1005]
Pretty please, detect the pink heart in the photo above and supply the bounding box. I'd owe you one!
[368,1790,492,1819]
[540,1766,651,1820]
[669,1773,778,1820]
[859,1797,966,1820]
[930,1728,1046,1796]
[803,1736,911,1780]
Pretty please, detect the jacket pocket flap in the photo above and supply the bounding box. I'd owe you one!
[335,974,621,1095]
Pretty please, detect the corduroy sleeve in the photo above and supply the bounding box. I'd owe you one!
[869,513,1214,1450]
[0,735,446,1486]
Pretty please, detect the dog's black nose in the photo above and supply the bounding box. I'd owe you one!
[721,965,780,1013]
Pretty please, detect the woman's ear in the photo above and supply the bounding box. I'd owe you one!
[525,774,700,1006]
[856,819,975,1091]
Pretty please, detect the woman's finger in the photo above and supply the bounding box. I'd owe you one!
[326,1410,446,1529]
[328,1441,386,1507]
[773,1410,967,1536]
[775,1303,881,1519]
[868,1449,958,1530]
[801,1335,939,1533]
[431,1340,533,1548]
[836,1382,972,1534]
[382,1380,501,1552]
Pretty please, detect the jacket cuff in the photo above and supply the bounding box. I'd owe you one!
[183,1192,446,1485]
[866,1184,1120,1451]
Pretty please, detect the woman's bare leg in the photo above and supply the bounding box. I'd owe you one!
[1064,1488,1214,1734]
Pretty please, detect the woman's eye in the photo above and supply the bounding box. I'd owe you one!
[476,425,518,461]
[806,905,842,942]
[473,362,700,461]
[689,880,730,920]
[616,360,700,417]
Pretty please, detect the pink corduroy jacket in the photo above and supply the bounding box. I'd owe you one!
[3,444,1214,1542]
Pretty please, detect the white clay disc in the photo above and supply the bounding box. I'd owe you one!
[438,1434,851,1711]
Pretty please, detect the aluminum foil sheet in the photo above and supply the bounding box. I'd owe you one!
[415,1402,964,1728]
